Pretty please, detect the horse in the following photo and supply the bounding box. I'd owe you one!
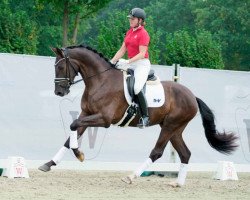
[39,44,238,187]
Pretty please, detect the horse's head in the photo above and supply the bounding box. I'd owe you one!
[51,47,79,97]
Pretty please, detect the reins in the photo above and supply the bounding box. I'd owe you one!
[85,67,113,80]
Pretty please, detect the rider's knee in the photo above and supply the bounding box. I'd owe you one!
[134,87,140,95]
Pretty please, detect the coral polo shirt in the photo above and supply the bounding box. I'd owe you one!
[124,26,150,59]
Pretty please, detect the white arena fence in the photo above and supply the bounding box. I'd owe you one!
[0,53,250,172]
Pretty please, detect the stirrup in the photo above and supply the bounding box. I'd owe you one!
[137,116,149,129]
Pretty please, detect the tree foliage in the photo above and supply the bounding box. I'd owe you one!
[89,10,128,59]
[38,0,113,46]
[190,0,250,70]
[148,0,196,33]
[164,30,223,68]
[0,0,38,54]
[0,0,249,70]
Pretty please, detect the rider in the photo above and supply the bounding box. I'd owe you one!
[111,7,151,128]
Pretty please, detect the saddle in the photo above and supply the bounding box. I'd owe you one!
[126,69,157,100]
[115,69,165,127]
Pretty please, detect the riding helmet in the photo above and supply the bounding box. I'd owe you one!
[128,8,146,20]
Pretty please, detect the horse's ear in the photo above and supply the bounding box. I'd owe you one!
[50,47,64,58]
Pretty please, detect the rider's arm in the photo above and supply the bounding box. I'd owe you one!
[128,45,148,63]
[111,42,127,63]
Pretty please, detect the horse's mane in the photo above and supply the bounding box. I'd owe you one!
[66,44,116,68]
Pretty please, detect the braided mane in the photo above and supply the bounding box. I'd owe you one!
[66,44,115,67]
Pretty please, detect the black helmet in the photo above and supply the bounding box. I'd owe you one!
[128,8,146,20]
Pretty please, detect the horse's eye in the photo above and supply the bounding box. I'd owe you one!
[57,65,64,70]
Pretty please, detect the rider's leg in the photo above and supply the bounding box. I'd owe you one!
[136,90,150,128]
[131,59,151,128]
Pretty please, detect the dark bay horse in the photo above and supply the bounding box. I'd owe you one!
[39,44,238,187]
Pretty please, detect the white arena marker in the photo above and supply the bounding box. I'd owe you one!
[1,156,29,178]
[214,161,238,181]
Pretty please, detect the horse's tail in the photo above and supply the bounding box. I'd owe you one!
[196,97,238,154]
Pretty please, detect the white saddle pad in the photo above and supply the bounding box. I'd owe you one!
[123,72,165,107]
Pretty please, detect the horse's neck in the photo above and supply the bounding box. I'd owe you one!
[77,50,112,89]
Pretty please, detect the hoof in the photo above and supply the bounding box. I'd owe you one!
[77,151,85,162]
[72,149,84,162]
[121,176,132,184]
[38,164,51,172]
[167,181,182,188]
[70,125,77,131]
[121,174,136,184]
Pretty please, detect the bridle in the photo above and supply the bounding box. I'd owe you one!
[54,48,113,87]
[54,48,82,87]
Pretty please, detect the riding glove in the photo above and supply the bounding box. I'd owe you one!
[115,59,130,70]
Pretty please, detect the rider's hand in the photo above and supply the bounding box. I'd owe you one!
[115,59,129,70]
[110,60,116,65]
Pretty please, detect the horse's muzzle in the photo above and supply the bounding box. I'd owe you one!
[54,87,70,97]
[55,90,65,96]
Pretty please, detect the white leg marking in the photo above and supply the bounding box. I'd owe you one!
[121,158,153,184]
[168,163,188,187]
[52,146,68,165]
[70,131,78,149]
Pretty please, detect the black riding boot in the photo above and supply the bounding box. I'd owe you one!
[136,90,150,128]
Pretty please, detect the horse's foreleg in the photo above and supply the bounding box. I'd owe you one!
[64,128,86,162]
[38,126,86,172]
[64,130,84,162]
[38,140,70,172]
[71,113,109,130]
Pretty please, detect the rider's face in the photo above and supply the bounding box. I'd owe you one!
[129,17,140,28]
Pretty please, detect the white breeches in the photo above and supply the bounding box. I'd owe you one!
[129,59,151,95]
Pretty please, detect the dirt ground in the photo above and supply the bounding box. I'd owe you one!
[0,170,249,200]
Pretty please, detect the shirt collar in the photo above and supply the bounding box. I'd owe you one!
[132,25,143,32]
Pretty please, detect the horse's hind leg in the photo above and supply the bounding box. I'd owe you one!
[121,122,190,185]
[122,125,175,184]
[168,127,191,187]
[38,126,86,172]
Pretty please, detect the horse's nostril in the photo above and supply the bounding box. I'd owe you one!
[55,91,63,96]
